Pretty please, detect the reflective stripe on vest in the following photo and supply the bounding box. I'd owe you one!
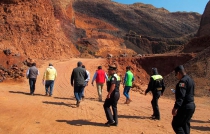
[151,75,163,80]
[108,74,120,81]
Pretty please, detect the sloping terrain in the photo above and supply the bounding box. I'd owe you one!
[0,0,79,60]
[72,0,201,55]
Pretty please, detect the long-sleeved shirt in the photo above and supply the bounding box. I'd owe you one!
[85,70,90,82]
[43,66,57,80]
[91,71,108,83]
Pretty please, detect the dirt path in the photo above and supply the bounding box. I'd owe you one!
[0,58,210,134]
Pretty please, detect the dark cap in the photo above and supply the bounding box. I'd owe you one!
[98,66,102,69]
[126,66,131,70]
[108,65,117,70]
[77,61,82,67]
[152,68,158,75]
[49,63,53,66]
[174,65,184,73]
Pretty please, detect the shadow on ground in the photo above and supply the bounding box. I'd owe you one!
[56,119,105,127]
[43,101,76,108]
[118,114,151,120]
[191,125,210,131]
[9,91,47,96]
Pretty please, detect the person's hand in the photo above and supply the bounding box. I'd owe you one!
[107,94,110,99]
[172,108,178,116]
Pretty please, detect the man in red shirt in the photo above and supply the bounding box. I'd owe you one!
[91,66,108,101]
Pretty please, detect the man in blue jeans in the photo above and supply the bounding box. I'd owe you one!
[26,63,39,95]
[123,66,134,104]
[71,61,88,107]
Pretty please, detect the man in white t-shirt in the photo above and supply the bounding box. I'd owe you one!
[82,65,90,100]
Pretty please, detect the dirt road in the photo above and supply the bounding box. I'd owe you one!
[0,58,209,134]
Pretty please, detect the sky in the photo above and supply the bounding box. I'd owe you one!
[113,0,209,14]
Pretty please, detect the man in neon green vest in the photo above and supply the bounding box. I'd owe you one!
[145,68,165,120]
[123,66,134,104]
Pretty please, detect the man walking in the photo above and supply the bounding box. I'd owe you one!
[172,65,196,134]
[103,65,120,126]
[26,63,39,95]
[123,66,134,104]
[43,63,57,97]
[91,66,108,101]
[81,65,90,100]
[71,61,88,107]
[145,68,165,120]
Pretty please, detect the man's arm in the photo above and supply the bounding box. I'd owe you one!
[172,81,187,116]
[91,72,97,84]
[70,70,74,86]
[145,77,154,95]
[123,73,128,85]
[26,69,29,78]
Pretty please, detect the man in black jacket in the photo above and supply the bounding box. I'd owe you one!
[71,61,88,107]
[145,68,165,120]
[172,65,196,134]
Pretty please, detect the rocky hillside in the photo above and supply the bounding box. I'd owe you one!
[72,0,201,56]
[0,0,79,60]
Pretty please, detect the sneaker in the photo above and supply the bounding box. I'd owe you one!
[105,120,115,126]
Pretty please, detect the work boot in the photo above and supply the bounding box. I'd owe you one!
[124,99,128,104]
[127,98,132,104]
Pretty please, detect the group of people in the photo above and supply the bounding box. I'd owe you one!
[145,65,195,134]
[27,61,196,133]
[26,63,57,96]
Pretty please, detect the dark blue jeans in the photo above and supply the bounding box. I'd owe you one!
[123,86,131,99]
[45,80,55,95]
[29,78,37,94]
[81,81,88,97]
[74,86,84,102]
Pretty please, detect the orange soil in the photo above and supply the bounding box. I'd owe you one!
[0,58,209,134]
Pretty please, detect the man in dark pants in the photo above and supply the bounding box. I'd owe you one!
[103,65,120,126]
[172,65,196,134]
[71,61,88,107]
[145,68,165,120]
[26,63,39,95]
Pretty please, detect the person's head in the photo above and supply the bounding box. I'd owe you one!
[49,63,53,66]
[98,66,102,70]
[151,68,158,75]
[126,66,131,71]
[82,65,85,68]
[174,65,186,80]
[32,63,36,66]
[108,64,117,75]
[77,61,82,67]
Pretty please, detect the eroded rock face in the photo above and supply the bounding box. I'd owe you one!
[197,1,210,37]
[0,0,79,59]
